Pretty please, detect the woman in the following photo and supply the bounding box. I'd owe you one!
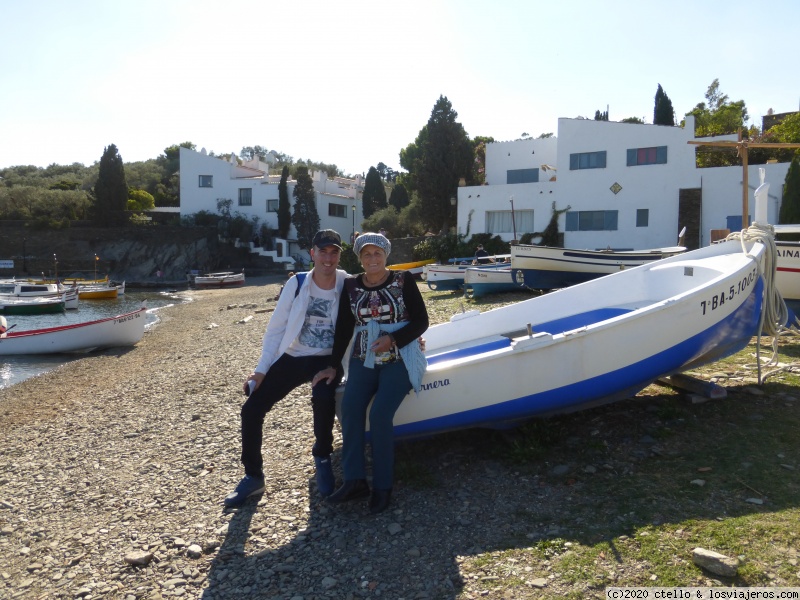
[313,232,428,514]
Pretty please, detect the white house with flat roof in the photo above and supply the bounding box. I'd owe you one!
[179,147,365,261]
[457,115,791,250]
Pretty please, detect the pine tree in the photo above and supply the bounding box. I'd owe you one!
[291,166,319,249]
[93,144,128,225]
[779,156,800,224]
[277,165,291,238]
[654,84,676,126]
[411,96,473,233]
[362,166,387,218]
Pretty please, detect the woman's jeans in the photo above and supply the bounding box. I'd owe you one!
[340,357,412,490]
[240,353,338,478]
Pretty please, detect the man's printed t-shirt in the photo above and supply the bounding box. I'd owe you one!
[285,277,337,357]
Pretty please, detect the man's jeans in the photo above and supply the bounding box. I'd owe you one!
[240,353,338,478]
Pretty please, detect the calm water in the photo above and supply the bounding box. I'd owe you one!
[0,290,190,390]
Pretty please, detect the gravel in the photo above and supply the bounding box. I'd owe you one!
[2,279,789,599]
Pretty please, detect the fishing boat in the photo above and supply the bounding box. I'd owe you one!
[0,282,79,310]
[77,282,123,300]
[463,268,522,299]
[352,230,781,441]
[0,295,66,316]
[388,259,435,280]
[425,256,511,291]
[0,305,147,355]
[194,271,245,288]
[510,244,687,290]
[771,225,800,312]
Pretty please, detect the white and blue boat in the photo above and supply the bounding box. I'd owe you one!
[362,232,784,441]
[425,255,510,291]
[463,267,522,298]
[510,244,686,290]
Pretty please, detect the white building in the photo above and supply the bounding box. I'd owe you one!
[458,116,792,250]
[179,147,365,260]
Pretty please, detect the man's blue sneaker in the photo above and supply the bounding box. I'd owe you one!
[224,475,265,508]
[314,456,335,497]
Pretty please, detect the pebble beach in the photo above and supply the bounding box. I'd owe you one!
[1,278,530,600]
[2,277,798,599]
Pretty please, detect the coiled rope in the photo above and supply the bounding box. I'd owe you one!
[725,223,799,383]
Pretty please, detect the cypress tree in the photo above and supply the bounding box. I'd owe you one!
[93,144,128,225]
[277,165,291,238]
[362,166,387,218]
[291,166,320,249]
[654,84,676,126]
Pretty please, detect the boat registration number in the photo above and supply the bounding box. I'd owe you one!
[700,267,757,316]
[116,312,142,324]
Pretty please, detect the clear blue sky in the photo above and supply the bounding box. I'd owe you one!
[1,0,797,176]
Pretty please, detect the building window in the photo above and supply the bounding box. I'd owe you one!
[267,199,278,212]
[328,203,347,218]
[238,188,252,206]
[636,209,649,227]
[199,175,213,188]
[627,146,667,166]
[565,210,618,231]
[569,151,607,170]
[506,168,539,184]
[486,210,533,233]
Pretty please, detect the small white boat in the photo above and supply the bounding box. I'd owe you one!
[346,231,783,441]
[425,256,511,291]
[0,282,79,310]
[463,268,521,298]
[0,305,147,355]
[194,271,245,288]
[511,245,686,290]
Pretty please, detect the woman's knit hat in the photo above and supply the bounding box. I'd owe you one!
[353,232,391,257]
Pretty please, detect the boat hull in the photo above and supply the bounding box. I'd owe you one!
[463,268,521,298]
[343,239,766,440]
[0,297,66,315]
[194,272,245,288]
[776,240,800,311]
[511,245,686,290]
[0,306,147,355]
[426,261,510,291]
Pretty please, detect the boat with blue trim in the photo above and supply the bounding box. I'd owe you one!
[350,231,784,441]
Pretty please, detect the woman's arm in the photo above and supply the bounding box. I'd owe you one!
[392,273,429,349]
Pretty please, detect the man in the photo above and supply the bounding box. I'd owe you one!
[224,229,349,508]
[474,244,491,264]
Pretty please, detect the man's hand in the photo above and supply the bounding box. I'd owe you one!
[312,367,337,386]
[243,372,265,395]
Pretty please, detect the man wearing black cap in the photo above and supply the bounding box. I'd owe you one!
[225,229,349,508]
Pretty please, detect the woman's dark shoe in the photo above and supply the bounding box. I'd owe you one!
[326,479,370,504]
[369,488,392,514]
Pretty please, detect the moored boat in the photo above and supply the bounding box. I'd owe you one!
[77,283,121,300]
[463,268,522,298]
[194,271,245,288]
[0,305,147,355]
[388,259,435,280]
[426,256,511,291]
[344,229,785,441]
[0,295,66,315]
[0,282,79,310]
[510,244,686,290]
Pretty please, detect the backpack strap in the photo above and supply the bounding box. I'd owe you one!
[294,272,307,297]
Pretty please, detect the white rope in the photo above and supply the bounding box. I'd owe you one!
[725,223,800,383]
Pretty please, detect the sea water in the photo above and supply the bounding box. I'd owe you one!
[0,290,189,390]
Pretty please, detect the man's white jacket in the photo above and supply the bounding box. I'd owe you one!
[255,268,349,374]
